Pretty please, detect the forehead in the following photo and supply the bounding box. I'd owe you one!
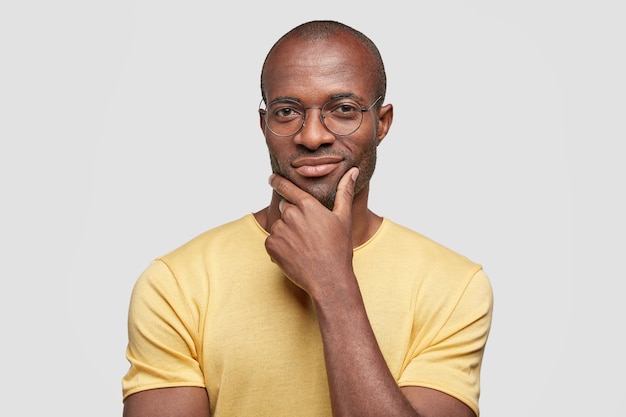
[263,33,376,104]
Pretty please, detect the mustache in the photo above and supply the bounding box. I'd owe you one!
[287,149,350,166]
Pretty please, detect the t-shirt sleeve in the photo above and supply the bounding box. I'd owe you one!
[122,259,206,400]
[397,269,493,416]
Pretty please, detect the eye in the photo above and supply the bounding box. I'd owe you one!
[268,101,305,122]
[275,107,298,118]
[326,101,361,119]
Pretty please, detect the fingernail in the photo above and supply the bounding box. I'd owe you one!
[351,168,359,181]
[268,174,275,185]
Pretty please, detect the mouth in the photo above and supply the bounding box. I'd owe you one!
[292,156,344,178]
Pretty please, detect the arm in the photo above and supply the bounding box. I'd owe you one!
[265,168,476,417]
[312,265,475,417]
[123,387,210,417]
[122,261,210,417]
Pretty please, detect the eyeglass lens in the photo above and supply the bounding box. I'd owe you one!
[264,98,370,136]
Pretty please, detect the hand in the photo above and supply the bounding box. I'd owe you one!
[265,167,360,297]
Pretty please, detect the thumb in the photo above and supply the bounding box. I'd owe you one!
[333,167,359,218]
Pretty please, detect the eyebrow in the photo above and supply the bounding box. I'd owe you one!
[269,92,364,105]
[329,92,362,101]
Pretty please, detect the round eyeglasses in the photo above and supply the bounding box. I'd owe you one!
[259,96,382,137]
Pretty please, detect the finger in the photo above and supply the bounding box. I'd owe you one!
[278,198,287,215]
[269,173,311,205]
[333,167,359,218]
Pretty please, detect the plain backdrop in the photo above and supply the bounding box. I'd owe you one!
[1,1,624,416]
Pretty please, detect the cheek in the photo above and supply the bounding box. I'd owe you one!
[353,140,378,193]
[359,144,377,172]
[266,141,291,173]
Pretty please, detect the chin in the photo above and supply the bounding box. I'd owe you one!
[301,181,338,210]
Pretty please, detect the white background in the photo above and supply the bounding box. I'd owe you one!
[1,1,624,416]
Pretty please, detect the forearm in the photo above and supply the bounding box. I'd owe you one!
[311,274,419,417]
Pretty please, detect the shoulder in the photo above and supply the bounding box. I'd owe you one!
[370,218,481,272]
[160,213,265,263]
[133,214,264,296]
[362,218,491,305]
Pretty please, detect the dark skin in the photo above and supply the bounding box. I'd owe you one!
[123,31,476,417]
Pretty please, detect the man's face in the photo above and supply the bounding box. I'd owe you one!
[260,34,385,209]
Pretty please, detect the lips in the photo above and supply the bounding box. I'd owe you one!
[292,156,344,177]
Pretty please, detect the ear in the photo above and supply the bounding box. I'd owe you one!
[259,109,267,132]
[375,103,393,145]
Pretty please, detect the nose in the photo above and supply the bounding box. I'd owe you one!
[293,108,335,150]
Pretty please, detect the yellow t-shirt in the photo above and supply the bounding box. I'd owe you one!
[122,214,493,416]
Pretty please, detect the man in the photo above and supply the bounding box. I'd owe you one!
[122,20,493,417]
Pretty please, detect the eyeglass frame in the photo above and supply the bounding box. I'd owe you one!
[258,95,383,137]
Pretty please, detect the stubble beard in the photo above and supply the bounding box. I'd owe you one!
[268,143,378,210]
